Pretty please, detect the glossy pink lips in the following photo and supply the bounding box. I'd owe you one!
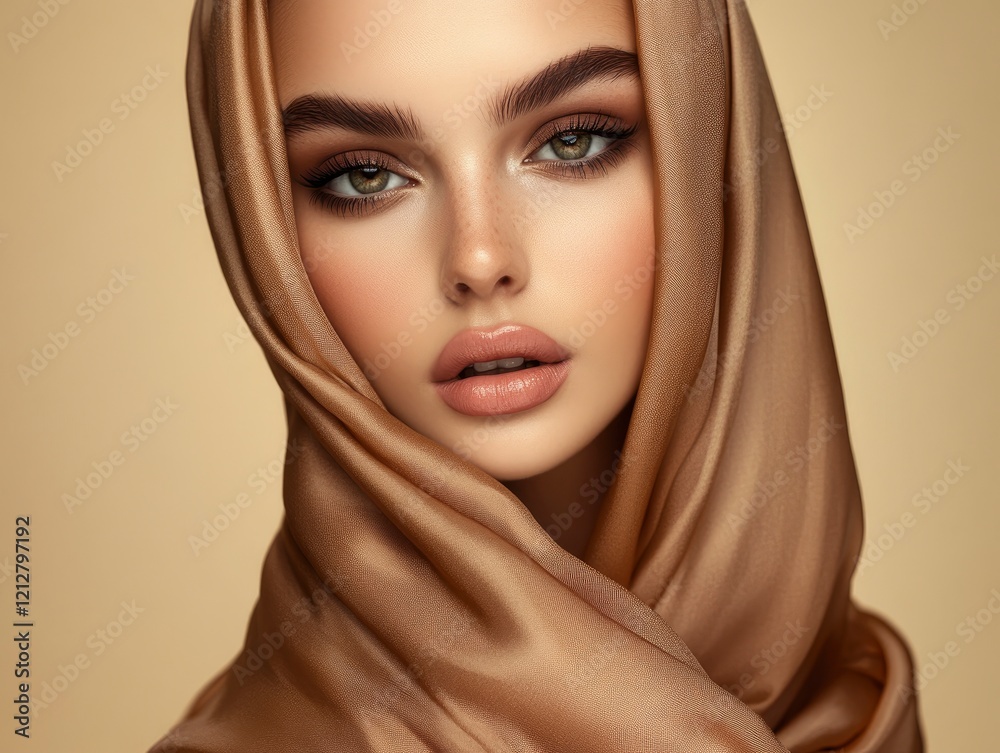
[432,324,571,417]
[435,361,570,416]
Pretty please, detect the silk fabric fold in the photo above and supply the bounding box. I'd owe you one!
[151,0,926,750]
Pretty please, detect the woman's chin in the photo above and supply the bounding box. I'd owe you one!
[390,367,637,481]
[435,414,609,482]
[468,449,564,483]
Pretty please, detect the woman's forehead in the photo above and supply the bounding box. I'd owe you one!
[268,0,638,110]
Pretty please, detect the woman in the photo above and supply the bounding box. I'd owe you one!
[153,0,925,750]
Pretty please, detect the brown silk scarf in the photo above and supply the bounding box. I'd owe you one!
[153,0,926,750]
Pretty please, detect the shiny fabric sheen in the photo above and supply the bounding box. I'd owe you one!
[151,0,926,750]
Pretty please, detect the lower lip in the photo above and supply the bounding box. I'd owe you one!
[434,360,571,417]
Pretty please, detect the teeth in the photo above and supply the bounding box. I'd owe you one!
[473,357,524,372]
[457,357,542,379]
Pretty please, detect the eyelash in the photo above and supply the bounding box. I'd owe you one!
[300,113,639,219]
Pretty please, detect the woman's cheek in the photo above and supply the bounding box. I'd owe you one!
[542,179,654,312]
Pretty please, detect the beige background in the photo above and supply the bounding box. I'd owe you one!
[1,0,996,750]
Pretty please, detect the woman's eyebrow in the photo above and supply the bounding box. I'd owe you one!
[490,46,639,126]
[280,46,639,143]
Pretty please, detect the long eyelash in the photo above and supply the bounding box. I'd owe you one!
[302,114,640,218]
[536,112,638,149]
[532,113,640,180]
[542,138,639,179]
[300,151,395,189]
[301,151,403,219]
[308,190,383,219]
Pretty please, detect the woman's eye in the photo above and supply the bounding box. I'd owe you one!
[299,118,636,218]
[531,131,615,162]
[326,165,409,198]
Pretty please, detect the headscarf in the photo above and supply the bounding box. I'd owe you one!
[152,0,926,750]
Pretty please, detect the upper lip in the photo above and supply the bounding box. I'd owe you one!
[431,323,571,382]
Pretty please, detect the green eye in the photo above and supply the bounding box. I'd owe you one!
[329,165,409,197]
[534,131,612,162]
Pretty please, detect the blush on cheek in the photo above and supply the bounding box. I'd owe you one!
[560,208,655,302]
[309,265,437,386]
[565,189,656,375]
[295,246,376,357]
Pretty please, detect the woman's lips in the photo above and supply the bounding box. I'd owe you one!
[431,323,571,383]
[434,360,570,416]
[431,323,572,416]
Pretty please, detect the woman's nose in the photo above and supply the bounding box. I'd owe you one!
[439,177,529,304]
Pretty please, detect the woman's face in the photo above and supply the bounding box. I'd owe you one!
[269,0,656,481]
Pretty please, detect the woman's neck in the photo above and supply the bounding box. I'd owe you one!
[501,397,634,559]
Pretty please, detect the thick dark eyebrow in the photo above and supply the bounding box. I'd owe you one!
[281,96,423,142]
[487,46,639,127]
[280,45,639,143]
